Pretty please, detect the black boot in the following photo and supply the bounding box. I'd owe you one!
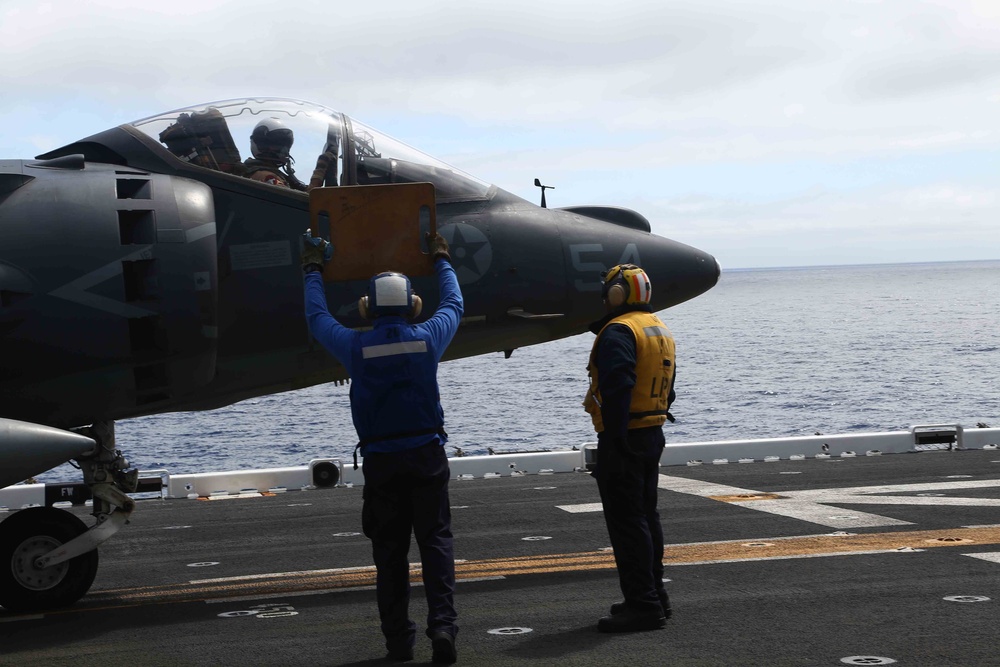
[598,607,666,633]
[610,590,672,619]
[386,644,414,662]
[430,631,457,664]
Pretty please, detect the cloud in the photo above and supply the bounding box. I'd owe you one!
[0,0,996,268]
[638,181,1000,268]
[848,52,1000,101]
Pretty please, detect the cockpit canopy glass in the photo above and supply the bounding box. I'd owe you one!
[130,98,490,201]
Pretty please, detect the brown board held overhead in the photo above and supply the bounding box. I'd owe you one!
[309,182,436,281]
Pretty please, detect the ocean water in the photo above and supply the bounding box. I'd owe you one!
[38,260,1000,483]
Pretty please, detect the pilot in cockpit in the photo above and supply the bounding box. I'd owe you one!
[244,118,339,191]
[243,119,309,191]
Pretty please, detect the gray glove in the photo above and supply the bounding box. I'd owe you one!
[302,233,333,273]
[427,232,450,262]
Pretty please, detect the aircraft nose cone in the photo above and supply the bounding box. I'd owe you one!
[644,237,720,310]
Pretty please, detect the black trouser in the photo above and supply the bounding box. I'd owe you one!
[362,442,457,650]
[593,426,666,614]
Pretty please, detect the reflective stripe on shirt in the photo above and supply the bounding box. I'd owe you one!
[361,340,429,359]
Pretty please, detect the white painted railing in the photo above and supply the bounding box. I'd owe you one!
[1,424,997,509]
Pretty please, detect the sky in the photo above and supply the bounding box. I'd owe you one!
[2,0,997,269]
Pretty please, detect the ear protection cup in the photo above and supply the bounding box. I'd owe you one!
[602,264,651,308]
[358,292,421,319]
[605,283,627,308]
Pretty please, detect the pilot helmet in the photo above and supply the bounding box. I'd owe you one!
[250,118,294,163]
[358,272,423,319]
[601,264,652,308]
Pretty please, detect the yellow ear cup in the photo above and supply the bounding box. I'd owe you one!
[606,283,626,308]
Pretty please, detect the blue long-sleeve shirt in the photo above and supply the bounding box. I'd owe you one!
[594,323,638,442]
[304,260,464,453]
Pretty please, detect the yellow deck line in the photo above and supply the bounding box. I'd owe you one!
[75,525,1000,608]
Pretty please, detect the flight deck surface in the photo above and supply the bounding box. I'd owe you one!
[4,450,1000,666]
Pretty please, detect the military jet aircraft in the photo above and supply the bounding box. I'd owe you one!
[0,97,720,612]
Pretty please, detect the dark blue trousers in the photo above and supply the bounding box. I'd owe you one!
[362,442,457,650]
[593,426,666,613]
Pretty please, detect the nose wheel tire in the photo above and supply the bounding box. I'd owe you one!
[0,507,99,612]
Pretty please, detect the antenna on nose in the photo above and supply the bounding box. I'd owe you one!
[533,178,554,208]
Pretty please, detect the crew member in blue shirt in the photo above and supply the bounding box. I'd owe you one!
[302,232,463,664]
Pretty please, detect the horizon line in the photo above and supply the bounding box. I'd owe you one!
[722,258,1000,272]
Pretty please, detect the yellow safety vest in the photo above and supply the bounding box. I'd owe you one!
[583,310,676,433]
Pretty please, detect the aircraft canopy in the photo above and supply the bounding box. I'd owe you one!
[130,98,490,201]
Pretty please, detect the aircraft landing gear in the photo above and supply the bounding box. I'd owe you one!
[0,419,134,613]
[0,507,99,612]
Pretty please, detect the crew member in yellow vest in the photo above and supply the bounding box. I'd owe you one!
[583,263,676,633]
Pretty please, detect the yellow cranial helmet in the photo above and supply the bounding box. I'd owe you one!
[601,264,652,308]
